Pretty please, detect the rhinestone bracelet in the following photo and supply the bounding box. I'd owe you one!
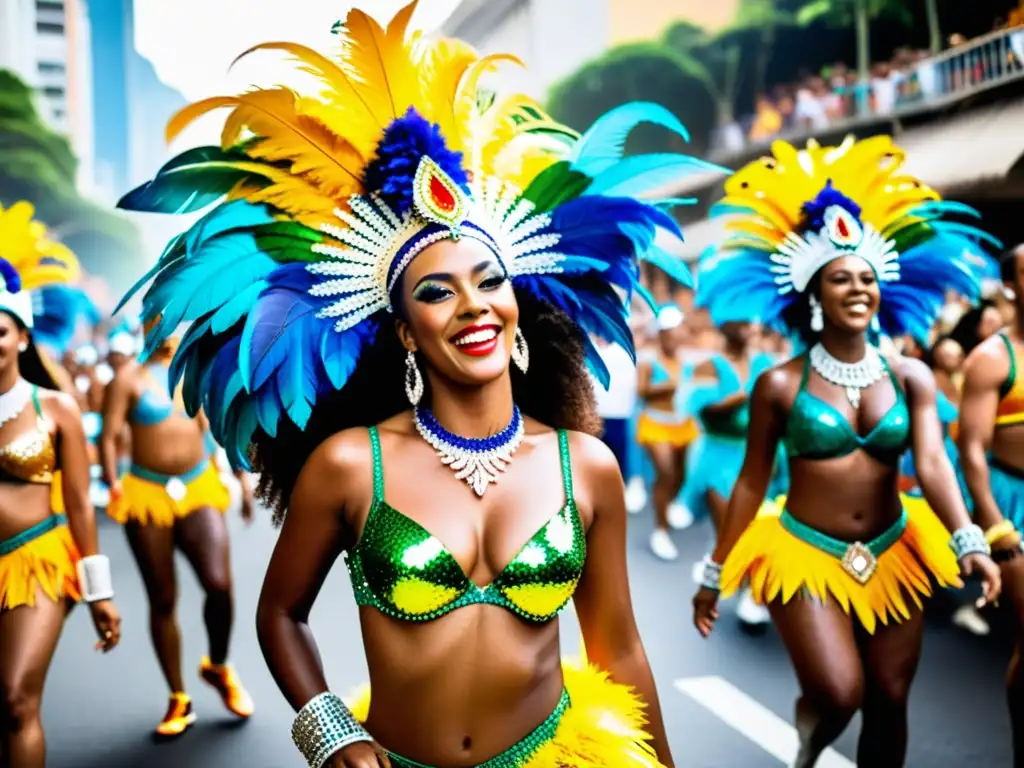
[700,556,723,592]
[291,692,371,768]
[949,524,990,561]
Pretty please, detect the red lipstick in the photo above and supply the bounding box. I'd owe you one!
[449,324,501,357]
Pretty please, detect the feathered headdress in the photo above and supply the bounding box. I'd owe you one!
[695,136,998,340]
[116,1,721,468]
[32,285,101,356]
[0,201,80,329]
[107,313,142,357]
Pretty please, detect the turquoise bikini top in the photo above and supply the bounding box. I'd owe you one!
[783,354,910,464]
[129,365,177,426]
[701,352,774,439]
[344,427,587,623]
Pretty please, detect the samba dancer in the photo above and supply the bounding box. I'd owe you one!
[115,3,726,764]
[959,244,1024,764]
[99,328,254,738]
[0,201,119,767]
[691,138,1001,767]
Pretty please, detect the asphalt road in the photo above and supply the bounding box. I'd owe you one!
[41,504,1014,768]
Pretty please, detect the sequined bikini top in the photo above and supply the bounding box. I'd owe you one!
[344,427,586,623]
[783,354,910,465]
[0,387,56,484]
[996,332,1024,428]
[129,365,180,426]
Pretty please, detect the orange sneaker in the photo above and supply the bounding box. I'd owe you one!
[155,693,196,738]
[199,657,254,719]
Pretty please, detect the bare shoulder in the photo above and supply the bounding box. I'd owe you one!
[691,357,719,379]
[963,332,1011,385]
[755,356,801,403]
[38,387,81,422]
[891,354,936,400]
[305,426,374,484]
[562,429,621,506]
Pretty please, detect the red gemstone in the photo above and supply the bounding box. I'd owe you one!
[836,215,850,238]
[429,174,456,213]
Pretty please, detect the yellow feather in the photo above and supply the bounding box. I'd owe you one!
[417,37,479,151]
[230,41,382,158]
[336,2,421,127]
[0,201,79,291]
[455,53,525,170]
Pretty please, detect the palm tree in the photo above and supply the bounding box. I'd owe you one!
[796,0,914,115]
[728,0,798,97]
[925,0,943,54]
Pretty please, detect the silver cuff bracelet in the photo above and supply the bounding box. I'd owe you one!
[292,691,372,768]
[950,524,990,560]
[700,555,723,592]
[76,555,114,603]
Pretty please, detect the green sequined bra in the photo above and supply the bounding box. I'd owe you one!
[783,355,910,465]
[344,427,587,623]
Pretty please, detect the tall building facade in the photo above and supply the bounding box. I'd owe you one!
[442,0,739,98]
[87,0,186,202]
[0,0,95,189]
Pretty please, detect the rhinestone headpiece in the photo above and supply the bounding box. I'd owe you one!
[770,204,900,295]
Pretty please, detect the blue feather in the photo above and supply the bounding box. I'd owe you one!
[570,102,690,176]
[584,154,726,197]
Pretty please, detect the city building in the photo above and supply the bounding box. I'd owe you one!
[442,0,738,98]
[87,0,186,203]
[0,0,95,189]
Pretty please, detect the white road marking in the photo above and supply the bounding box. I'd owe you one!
[674,676,856,768]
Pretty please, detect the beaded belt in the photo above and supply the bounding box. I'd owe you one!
[780,509,907,585]
[0,514,67,557]
[386,689,570,768]
[129,454,210,502]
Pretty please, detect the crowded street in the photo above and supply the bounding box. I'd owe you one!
[43,508,1012,768]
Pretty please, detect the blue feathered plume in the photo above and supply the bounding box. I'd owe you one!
[362,108,468,216]
[32,285,100,356]
[800,180,861,232]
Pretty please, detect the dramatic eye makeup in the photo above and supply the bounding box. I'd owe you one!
[412,282,453,303]
[411,260,506,302]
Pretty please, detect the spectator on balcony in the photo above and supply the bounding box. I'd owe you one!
[793,79,828,130]
[748,95,783,142]
[871,62,902,114]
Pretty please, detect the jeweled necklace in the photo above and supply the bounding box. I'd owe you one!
[413,405,525,497]
[0,378,32,428]
[809,342,885,409]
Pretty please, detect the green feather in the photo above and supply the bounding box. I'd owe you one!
[253,222,324,263]
[521,161,592,212]
[117,146,267,215]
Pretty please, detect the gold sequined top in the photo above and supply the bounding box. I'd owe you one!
[0,386,56,484]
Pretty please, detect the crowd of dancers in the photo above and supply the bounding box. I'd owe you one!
[1,2,1023,767]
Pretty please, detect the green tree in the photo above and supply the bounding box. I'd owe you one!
[0,69,141,286]
[546,42,717,154]
[796,0,914,115]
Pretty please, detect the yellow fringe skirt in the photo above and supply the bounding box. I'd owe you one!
[0,517,81,610]
[107,458,230,527]
[636,412,699,448]
[721,495,961,634]
[345,659,665,767]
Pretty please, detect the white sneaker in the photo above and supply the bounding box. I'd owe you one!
[736,589,770,626]
[650,529,678,561]
[625,477,647,514]
[668,501,694,530]
[952,604,990,636]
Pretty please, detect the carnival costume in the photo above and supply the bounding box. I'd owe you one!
[0,201,113,611]
[105,357,230,528]
[636,306,700,449]
[115,2,718,764]
[695,137,996,633]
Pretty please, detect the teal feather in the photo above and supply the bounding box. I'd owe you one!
[118,146,267,215]
[569,102,690,176]
[585,154,726,197]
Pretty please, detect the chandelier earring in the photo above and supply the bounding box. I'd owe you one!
[404,349,424,406]
[511,327,530,373]
[17,342,28,353]
[809,293,824,333]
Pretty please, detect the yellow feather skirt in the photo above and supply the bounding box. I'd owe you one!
[345,658,665,767]
[107,460,230,527]
[721,495,961,634]
[636,413,699,448]
[0,524,81,610]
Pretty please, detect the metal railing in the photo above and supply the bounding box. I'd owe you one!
[714,25,1024,160]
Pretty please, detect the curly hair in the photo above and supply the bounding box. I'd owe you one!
[252,286,602,521]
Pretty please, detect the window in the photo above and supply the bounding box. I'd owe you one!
[36,22,65,34]
[38,61,65,74]
[42,85,65,98]
[37,1,64,11]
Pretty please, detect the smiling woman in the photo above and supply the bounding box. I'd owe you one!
[114,1,723,766]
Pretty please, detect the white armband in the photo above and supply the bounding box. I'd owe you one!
[76,555,114,602]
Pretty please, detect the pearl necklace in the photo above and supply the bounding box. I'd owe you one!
[413,405,525,497]
[0,378,33,428]
[808,343,885,408]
